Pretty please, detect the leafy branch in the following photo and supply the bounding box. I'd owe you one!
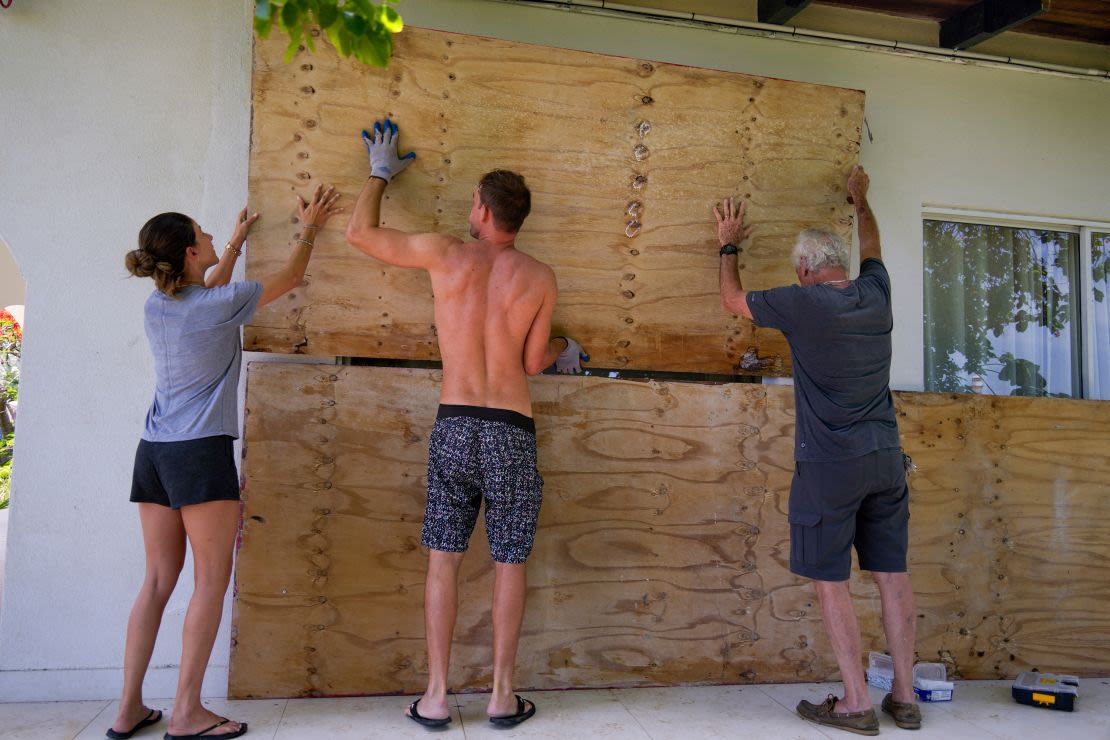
[254,0,403,66]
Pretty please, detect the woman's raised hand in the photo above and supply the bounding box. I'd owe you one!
[298,184,343,228]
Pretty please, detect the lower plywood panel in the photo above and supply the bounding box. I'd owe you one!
[229,364,1110,698]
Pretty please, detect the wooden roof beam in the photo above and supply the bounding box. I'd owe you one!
[940,0,1049,50]
[758,0,814,26]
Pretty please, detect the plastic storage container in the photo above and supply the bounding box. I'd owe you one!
[866,652,894,691]
[912,662,954,702]
[865,653,954,702]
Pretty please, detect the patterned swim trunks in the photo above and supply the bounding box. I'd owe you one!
[421,404,544,564]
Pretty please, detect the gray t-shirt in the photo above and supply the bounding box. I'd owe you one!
[746,258,900,462]
[142,281,263,442]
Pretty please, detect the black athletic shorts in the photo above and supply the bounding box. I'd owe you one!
[421,405,544,564]
[788,447,909,581]
[130,435,241,509]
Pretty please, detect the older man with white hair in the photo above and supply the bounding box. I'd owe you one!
[715,166,919,736]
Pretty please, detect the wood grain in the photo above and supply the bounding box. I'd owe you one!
[244,27,864,374]
[229,364,1110,697]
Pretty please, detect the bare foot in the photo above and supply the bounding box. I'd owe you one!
[166,707,243,737]
[834,699,872,714]
[405,695,450,722]
[110,705,161,735]
[487,693,527,717]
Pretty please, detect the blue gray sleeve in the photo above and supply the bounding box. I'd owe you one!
[746,285,806,333]
[196,280,263,327]
[858,258,891,304]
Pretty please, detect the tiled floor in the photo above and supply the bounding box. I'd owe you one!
[1,679,1106,740]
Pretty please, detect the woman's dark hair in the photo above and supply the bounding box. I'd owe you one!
[478,170,531,233]
[125,212,197,298]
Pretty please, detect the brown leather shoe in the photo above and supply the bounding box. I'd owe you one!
[882,693,922,730]
[796,694,879,736]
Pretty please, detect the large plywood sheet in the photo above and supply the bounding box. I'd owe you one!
[245,28,864,374]
[230,364,1110,697]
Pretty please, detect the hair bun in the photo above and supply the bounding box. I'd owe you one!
[124,248,157,278]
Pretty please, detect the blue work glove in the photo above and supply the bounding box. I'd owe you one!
[361,119,415,183]
[553,336,590,374]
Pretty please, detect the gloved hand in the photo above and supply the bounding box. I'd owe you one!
[361,118,415,183]
[554,336,590,374]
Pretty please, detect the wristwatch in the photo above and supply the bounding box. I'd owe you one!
[719,243,740,256]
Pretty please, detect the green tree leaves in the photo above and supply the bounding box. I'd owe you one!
[254,0,403,67]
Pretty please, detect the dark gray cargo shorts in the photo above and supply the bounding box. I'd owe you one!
[788,447,909,581]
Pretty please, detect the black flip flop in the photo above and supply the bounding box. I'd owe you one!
[406,700,452,728]
[106,708,162,739]
[489,695,536,727]
[162,718,247,739]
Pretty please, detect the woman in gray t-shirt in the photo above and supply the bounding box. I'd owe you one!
[108,185,341,740]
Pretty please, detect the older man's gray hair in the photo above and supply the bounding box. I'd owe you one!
[793,229,849,273]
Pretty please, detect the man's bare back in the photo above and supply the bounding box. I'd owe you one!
[345,144,577,410]
[430,239,556,416]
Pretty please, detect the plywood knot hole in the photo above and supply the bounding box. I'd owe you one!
[631,174,647,189]
[627,201,642,217]
[633,144,650,161]
[301,85,315,95]
[297,171,311,180]
[637,120,652,137]
[629,248,640,256]
[300,63,314,71]
[297,151,310,160]
[304,119,317,129]
[639,62,654,75]
[625,220,641,238]
[624,316,635,324]
[249,515,266,524]
[622,290,635,300]
[448,73,456,81]
[738,346,780,372]
[641,95,654,105]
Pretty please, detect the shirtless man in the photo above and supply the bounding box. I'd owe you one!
[346,119,586,729]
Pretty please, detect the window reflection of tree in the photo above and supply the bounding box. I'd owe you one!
[924,220,1082,397]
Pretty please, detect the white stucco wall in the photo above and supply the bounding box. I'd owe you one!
[0,239,25,309]
[0,0,1107,702]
